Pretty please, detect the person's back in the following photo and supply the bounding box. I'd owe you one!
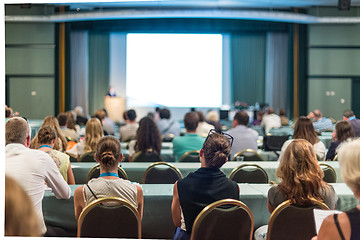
[343,109,360,137]
[261,108,281,134]
[58,112,79,140]
[119,109,139,141]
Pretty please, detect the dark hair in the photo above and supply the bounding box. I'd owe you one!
[234,111,249,126]
[343,109,354,118]
[293,117,319,145]
[184,112,199,131]
[135,117,161,155]
[57,113,68,126]
[336,120,354,142]
[202,134,230,168]
[127,109,137,121]
[279,109,286,116]
[123,111,128,121]
[5,108,12,118]
[159,109,171,119]
[96,136,121,170]
[197,111,205,122]
[37,126,57,145]
[267,107,275,114]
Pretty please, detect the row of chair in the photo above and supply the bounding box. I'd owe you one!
[78,196,329,239]
[87,162,337,184]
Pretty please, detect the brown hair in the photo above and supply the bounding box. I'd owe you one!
[37,126,57,145]
[234,111,249,126]
[84,118,104,153]
[57,112,68,126]
[202,133,230,169]
[5,117,29,145]
[184,112,200,131]
[30,116,67,151]
[135,117,161,155]
[336,120,354,142]
[292,117,319,145]
[5,175,40,236]
[96,136,121,170]
[277,139,326,205]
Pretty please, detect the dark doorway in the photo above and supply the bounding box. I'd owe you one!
[352,78,360,116]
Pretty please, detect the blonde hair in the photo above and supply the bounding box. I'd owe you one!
[5,175,40,236]
[277,139,326,205]
[206,110,219,122]
[30,116,67,151]
[338,139,360,193]
[84,118,104,153]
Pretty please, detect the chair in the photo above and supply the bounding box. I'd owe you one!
[79,151,96,162]
[87,163,128,183]
[228,164,268,183]
[333,154,338,161]
[232,149,264,161]
[179,150,200,162]
[262,135,290,157]
[143,162,182,184]
[191,199,254,240]
[162,134,175,142]
[267,199,329,240]
[132,150,162,162]
[320,163,337,183]
[77,197,141,238]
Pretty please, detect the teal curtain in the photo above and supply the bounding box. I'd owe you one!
[88,31,110,115]
[231,33,266,106]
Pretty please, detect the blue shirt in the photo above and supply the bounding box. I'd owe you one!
[313,117,333,131]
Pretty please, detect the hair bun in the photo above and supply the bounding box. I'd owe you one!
[100,151,116,167]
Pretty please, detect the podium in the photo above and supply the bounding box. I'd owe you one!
[104,97,126,122]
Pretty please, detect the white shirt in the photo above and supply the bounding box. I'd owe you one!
[261,114,281,134]
[278,139,326,161]
[5,144,71,235]
[196,121,214,137]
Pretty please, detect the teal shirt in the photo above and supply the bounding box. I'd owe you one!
[172,133,205,162]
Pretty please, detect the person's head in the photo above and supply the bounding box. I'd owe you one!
[313,109,322,120]
[197,111,205,123]
[184,112,200,132]
[84,118,104,153]
[135,117,161,154]
[127,109,137,122]
[66,111,76,130]
[343,109,355,121]
[96,136,122,171]
[206,110,219,122]
[277,139,325,205]
[37,126,57,145]
[338,139,360,197]
[335,120,354,142]
[201,132,231,169]
[233,111,249,127]
[257,110,264,120]
[279,109,286,116]
[5,175,40,236]
[5,107,13,118]
[94,109,106,123]
[159,108,171,119]
[292,116,319,145]
[123,111,128,121]
[57,113,68,127]
[5,117,30,146]
[267,107,275,114]
[34,116,67,151]
[74,106,84,116]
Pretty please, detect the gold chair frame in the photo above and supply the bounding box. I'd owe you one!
[232,149,264,161]
[179,150,200,162]
[319,163,337,183]
[191,198,254,240]
[77,197,141,238]
[333,155,338,161]
[142,162,183,184]
[87,163,128,183]
[228,164,269,183]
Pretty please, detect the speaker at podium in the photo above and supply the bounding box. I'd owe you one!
[104,96,126,122]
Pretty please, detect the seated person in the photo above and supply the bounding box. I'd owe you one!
[157,108,181,137]
[279,109,289,126]
[57,112,80,141]
[173,112,205,161]
[37,126,75,185]
[261,107,281,134]
[314,139,360,240]
[74,136,143,220]
[119,109,139,142]
[326,120,354,161]
[343,109,360,137]
[308,109,333,132]
[171,131,239,239]
[195,111,214,137]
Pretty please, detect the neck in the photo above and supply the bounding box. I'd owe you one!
[99,167,118,178]
[186,130,196,134]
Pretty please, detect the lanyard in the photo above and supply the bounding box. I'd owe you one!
[99,172,119,178]
[39,145,52,149]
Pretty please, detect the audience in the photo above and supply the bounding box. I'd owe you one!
[119,109,139,142]
[102,108,116,136]
[74,136,143,220]
[205,110,222,132]
[5,117,71,236]
[37,126,76,185]
[252,110,264,126]
[5,175,40,237]
[157,108,181,137]
[30,115,68,152]
[74,105,88,126]
[226,110,258,159]
[314,139,360,240]
[128,116,162,160]
[279,116,326,161]
[171,131,239,239]
[326,120,354,161]
[308,109,333,132]
[343,109,360,137]
[75,117,104,158]
[255,139,338,239]
[195,111,214,137]
[279,108,289,126]
[57,112,80,141]
[261,107,281,134]
[172,112,205,161]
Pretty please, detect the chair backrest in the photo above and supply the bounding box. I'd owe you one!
[191,199,254,240]
[263,135,290,151]
[132,150,162,162]
[79,151,96,162]
[228,164,269,183]
[267,199,329,240]
[143,162,183,184]
[333,154,338,161]
[232,149,264,161]
[179,150,200,162]
[77,197,141,238]
[162,134,175,142]
[87,164,128,183]
[319,163,337,183]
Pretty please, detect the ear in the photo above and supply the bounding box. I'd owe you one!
[25,135,31,147]
[94,153,100,163]
[199,149,204,158]
[118,153,124,163]
[232,119,238,128]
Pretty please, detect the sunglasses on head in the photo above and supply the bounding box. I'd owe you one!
[205,129,234,147]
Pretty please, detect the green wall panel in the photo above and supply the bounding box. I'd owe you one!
[6,23,55,45]
[309,24,360,46]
